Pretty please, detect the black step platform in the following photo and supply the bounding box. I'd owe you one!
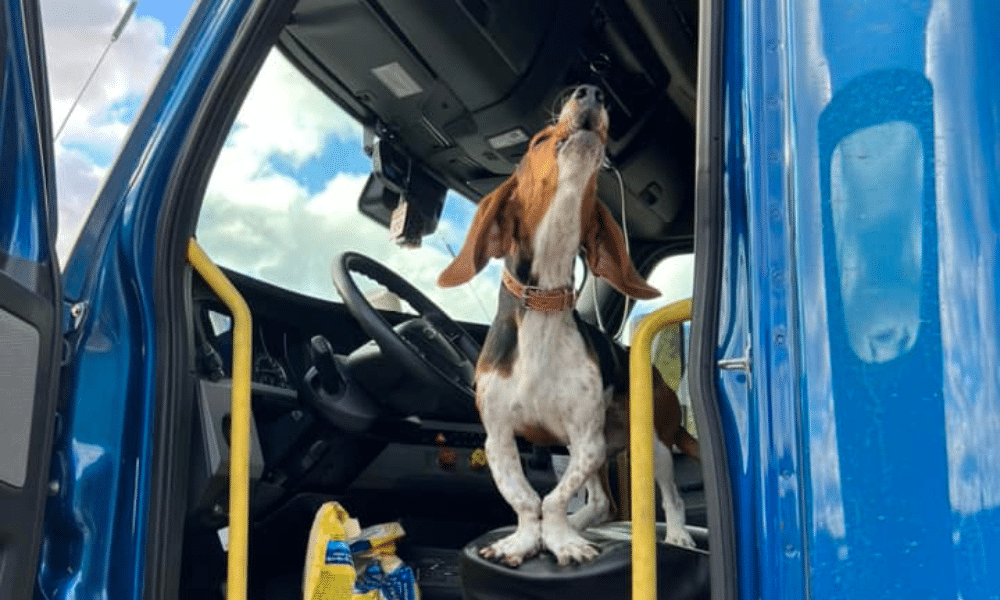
[460,523,709,600]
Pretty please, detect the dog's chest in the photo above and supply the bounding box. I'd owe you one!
[479,311,605,443]
[476,143,608,441]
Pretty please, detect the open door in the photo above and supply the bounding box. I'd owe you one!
[0,0,62,598]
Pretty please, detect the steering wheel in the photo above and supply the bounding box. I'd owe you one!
[331,251,481,407]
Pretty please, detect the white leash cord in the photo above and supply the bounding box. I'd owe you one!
[591,160,630,335]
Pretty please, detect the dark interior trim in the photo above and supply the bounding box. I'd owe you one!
[690,0,737,599]
[276,31,372,130]
[0,271,59,600]
[145,0,301,598]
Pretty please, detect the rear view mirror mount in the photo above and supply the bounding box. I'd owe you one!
[359,138,445,247]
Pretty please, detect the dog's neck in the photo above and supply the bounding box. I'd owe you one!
[526,146,597,291]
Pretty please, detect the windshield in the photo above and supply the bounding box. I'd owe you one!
[195,49,500,323]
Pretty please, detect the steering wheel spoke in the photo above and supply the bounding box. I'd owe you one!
[331,252,481,410]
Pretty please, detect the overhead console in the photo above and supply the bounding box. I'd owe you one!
[281,0,697,241]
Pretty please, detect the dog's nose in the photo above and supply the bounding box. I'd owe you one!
[574,85,604,109]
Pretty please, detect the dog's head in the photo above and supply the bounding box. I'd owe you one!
[438,85,659,300]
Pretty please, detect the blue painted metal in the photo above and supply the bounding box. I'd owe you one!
[0,0,54,272]
[929,3,1000,596]
[715,0,755,597]
[0,1,60,599]
[34,1,260,599]
[738,1,809,599]
[731,0,1000,598]
[722,0,812,598]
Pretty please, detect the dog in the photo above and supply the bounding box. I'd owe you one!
[438,85,698,567]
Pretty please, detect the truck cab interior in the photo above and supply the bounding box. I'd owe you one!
[176,0,717,598]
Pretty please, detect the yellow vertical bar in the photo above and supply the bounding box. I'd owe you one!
[629,299,692,600]
[187,239,252,600]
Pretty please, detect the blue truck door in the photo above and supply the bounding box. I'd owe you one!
[0,0,62,598]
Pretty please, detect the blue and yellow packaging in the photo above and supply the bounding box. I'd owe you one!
[303,502,419,600]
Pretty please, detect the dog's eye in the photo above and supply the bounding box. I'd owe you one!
[530,133,551,149]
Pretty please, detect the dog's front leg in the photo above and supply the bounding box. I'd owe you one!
[541,433,605,565]
[480,427,543,567]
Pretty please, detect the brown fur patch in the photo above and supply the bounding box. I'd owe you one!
[609,356,699,461]
[517,423,565,446]
[581,200,661,300]
[510,122,571,246]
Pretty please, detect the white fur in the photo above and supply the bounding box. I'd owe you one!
[531,132,601,289]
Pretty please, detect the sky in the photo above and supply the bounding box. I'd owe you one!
[40,0,193,260]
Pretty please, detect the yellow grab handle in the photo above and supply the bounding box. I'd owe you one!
[629,298,692,600]
[187,239,253,600]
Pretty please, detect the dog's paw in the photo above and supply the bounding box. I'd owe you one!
[543,524,599,566]
[663,527,696,549]
[479,529,542,568]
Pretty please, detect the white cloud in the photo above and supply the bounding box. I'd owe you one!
[231,50,362,162]
[50,148,108,257]
[40,0,170,260]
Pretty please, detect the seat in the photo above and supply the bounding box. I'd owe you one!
[460,523,710,600]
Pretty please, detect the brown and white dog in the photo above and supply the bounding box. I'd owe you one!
[438,85,697,567]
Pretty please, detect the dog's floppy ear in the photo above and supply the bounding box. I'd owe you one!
[438,176,518,287]
[583,201,660,299]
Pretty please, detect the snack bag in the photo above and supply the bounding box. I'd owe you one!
[303,502,419,600]
[303,502,362,600]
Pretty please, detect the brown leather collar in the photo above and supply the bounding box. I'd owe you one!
[501,269,575,312]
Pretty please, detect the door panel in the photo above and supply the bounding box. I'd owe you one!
[0,303,41,489]
[0,0,62,598]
